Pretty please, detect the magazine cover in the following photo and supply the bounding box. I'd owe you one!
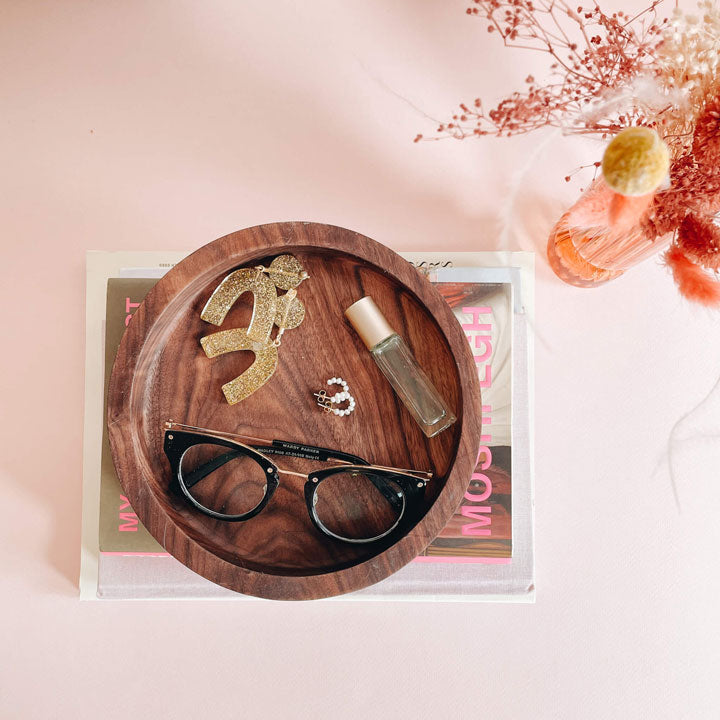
[99,275,513,561]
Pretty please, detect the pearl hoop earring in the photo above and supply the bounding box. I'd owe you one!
[314,377,356,416]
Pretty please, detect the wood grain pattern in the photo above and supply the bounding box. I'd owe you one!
[107,222,482,600]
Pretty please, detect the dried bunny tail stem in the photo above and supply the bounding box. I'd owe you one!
[664,243,720,306]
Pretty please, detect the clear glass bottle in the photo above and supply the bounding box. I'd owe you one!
[345,296,456,438]
[546,177,673,287]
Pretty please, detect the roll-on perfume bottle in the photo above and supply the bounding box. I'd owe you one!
[345,296,456,438]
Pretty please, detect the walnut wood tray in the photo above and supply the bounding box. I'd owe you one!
[107,222,482,600]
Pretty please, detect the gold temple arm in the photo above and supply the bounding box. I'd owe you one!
[165,421,273,447]
[164,420,432,480]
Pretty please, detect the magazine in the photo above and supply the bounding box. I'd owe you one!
[99,275,513,561]
[81,250,534,601]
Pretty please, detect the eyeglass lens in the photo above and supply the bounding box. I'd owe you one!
[311,471,404,542]
[179,443,268,516]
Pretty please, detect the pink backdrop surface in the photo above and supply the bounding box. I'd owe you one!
[1,1,719,718]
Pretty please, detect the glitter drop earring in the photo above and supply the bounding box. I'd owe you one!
[199,255,309,404]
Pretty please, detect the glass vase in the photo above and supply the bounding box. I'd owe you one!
[547,178,673,287]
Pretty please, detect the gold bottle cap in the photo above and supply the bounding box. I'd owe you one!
[345,296,395,350]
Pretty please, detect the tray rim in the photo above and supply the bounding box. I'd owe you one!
[107,221,482,600]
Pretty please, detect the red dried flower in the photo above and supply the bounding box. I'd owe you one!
[692,94,720,163]
[677,214,720,271]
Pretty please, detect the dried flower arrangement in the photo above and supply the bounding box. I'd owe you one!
[417,0,720,305]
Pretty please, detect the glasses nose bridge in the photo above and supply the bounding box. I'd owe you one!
[276,468,310,480]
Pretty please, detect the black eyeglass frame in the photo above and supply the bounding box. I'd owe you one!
[163,421,433,545]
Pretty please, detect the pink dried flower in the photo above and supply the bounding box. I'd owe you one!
[428,0,665,140]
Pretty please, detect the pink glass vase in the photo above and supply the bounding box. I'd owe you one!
[547,178,672,287]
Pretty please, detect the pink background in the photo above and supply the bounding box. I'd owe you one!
[2,1,719,718]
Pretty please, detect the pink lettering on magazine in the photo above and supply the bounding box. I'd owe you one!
[462,307,494,537]
[118,496,139,532]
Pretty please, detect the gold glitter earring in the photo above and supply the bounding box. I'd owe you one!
[199,255,309,405]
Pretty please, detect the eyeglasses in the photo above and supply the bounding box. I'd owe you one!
[163,421,433,545]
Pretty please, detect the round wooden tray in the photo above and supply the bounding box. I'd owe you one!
[108,222,481,600]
